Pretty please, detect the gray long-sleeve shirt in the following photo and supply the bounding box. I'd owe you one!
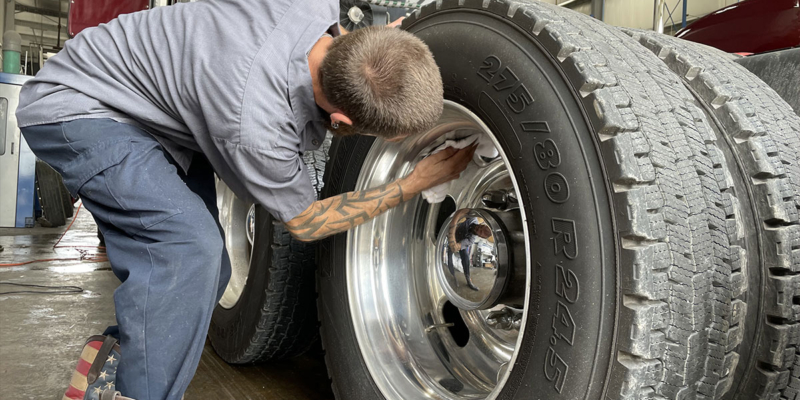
[16,0,338,222]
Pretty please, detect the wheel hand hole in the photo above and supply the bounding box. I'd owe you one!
[442,301,469,348]
[435,196,457,238]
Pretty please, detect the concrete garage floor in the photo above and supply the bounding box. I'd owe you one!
[0,204,334,400]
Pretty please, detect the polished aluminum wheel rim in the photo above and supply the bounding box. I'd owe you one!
[347,101,530,399]
[216,180,253,309]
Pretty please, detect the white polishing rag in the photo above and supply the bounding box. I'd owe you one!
[421,130,499,204]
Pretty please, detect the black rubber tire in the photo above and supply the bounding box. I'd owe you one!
[208,138,330,363]
[317,1,751,399]
[60,183,74,218]
[627,31,800,400]
[35,160,68,228]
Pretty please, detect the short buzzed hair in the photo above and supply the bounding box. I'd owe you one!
[319,26,443,139]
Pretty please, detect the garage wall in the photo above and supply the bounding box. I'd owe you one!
[603,0,739,30]
[570,2,594,16]
[555,0,740,32]
[2,0,69,56]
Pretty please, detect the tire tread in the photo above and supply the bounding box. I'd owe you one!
[626,30,800,400]
[407,1,746,398]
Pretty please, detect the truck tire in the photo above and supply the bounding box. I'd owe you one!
[60,183,74,218]
[209,138,330,363]
[35,160,68,228]
[316,1,756,399]
[628,30,800,400]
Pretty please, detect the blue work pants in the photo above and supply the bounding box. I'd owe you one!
[21,118,231,400]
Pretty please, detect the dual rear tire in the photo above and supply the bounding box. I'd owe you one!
[210,1,800,399]
[315,1,799,399]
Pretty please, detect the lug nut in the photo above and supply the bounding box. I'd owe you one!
[481,189,518,210]
[481,190,509,210]
[486,307,522,331]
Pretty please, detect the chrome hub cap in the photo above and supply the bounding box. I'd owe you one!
[216,180,253,309]
[347,101,530,399]
[436,209,509,311]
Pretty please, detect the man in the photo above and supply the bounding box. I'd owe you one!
[446,210,493,291]
[16,1,474,399]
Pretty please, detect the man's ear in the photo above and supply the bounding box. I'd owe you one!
[331,112,353,126]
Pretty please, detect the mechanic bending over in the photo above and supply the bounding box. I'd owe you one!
[16,1,476,399]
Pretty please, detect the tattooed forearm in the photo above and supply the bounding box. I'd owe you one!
[285,180,414,242]
[448,208,469,246]
[285,143,478,242]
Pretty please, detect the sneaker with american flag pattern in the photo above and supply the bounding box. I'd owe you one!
[63,335,125,400]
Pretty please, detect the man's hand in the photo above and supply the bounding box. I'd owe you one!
[402,145,477,194]
[449,241,461,253]
[285,144,476,242]
[387,17,405,29]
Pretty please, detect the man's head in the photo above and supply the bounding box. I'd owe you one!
[470,224,493,240]
[319,26,443,139]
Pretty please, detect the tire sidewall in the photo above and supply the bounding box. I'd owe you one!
[319,8,616,400]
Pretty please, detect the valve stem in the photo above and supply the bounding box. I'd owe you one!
[425,323,455,333]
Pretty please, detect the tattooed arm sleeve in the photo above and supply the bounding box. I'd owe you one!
[285,180,418,242]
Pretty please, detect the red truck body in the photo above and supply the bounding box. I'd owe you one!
[68,0,150,37]
[675,0,800,54]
